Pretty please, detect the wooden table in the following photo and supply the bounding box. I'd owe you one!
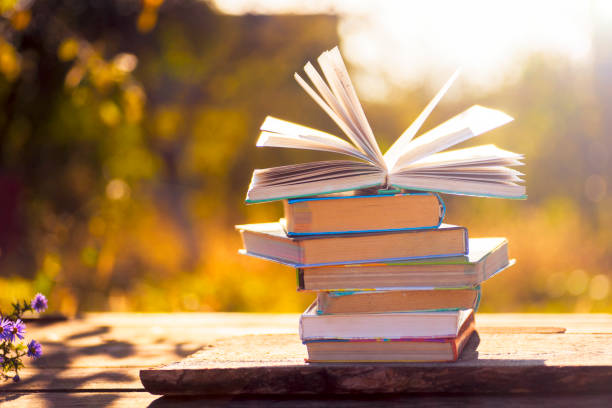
[1,313,611,407]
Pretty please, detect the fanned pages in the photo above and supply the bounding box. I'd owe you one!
[246,46,526,203]
[257,117,370,162]
[384,69,460,169]
[248,161,384,202]
[389,105,514,170]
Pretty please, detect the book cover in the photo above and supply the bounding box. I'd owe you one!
[299,302,473,341]
[238,222,468,267]
[303,310,475,363]
[296,237,510,290]
[316,286,481,314]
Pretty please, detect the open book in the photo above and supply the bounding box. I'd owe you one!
[246,47,525,203]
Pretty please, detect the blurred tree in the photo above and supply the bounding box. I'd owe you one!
[0,0,609,313]
[0,0,337,313]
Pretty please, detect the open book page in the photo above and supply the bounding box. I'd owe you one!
[245,46,526,202]
[246,161,384,203]
[390,145,525,197]
[396,145,524,170]
[320,47,385,166]
[294,72,376,164]
[257,116,371,162]
[384,69,460,169]
[405,165,523,176]
[303,62,366,154]
[403,169,523,182]
[295,47,385,168]
[388,174,526,198]
[389,106,514,171]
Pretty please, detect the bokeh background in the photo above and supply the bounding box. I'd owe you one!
[0,0,610,314]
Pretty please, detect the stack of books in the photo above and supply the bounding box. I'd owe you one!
[237,191,513,362]
[237,47,525,363]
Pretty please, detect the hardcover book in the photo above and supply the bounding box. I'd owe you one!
[297,237,510,290]
[316,287,480,314]
[303,310,475,363]
[299,302,473,340]
[246,46,525,203]
[237,221,468,267]
[284,191,444,236]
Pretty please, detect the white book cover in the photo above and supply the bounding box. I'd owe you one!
[299,301,473,341]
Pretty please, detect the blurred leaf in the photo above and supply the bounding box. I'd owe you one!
[58,38,79,62]
[0,39,21,81]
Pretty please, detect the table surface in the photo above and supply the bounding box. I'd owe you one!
[1,313,611,407]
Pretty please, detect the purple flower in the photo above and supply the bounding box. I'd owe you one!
[27,340,43,359]
[12,374,20,382]
[0,318,10,340]
[5,319,26,343]
[31,293,48,313]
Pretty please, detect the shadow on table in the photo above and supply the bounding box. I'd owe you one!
[459,330,479,360]
[1,314,206,406]
[0,319,135,407]
[0,392,128,407]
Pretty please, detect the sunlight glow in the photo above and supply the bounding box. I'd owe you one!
[212,0,604,97]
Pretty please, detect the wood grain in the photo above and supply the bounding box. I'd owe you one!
[140,331,612,395]
[1,313,611,406]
